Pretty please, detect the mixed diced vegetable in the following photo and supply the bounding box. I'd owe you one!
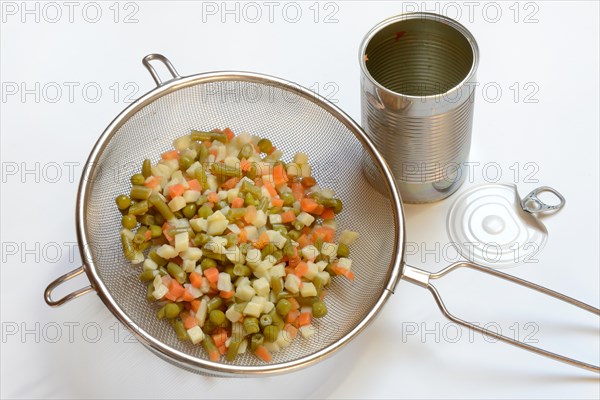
[115,128,359,362]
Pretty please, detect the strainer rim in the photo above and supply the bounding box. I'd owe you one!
[75,70,405,376]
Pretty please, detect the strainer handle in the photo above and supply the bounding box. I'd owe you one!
[402,262,600,373]
[44,266,95,307]
[142,54,181,87]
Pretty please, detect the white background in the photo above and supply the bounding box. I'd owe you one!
[1,1,599,398]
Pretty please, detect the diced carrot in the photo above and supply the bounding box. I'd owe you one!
[212,329,228,347]
[297,234,312,249]
[263,180,277,198]
[280,210,296,223]
[254,345,272,362]
[283,324,298,340]
[144,230,152,241]
[184,314,198,329]
[168,184,185,198]
[271,197,284,207]
[218,344,227,355]
[284,266,295,276]
[286,309,300,323]
[187,178,202,192]
[240,159,251,172]
[294,262,308,278]
[202,140,212,148]
[231,197,244,208]
[297,312,311,327]
[190,299,201,312]
[219,290,235,299]
[161,150,179,160]
[208,281,218,292]
[222,177,240,190]
[312,204,324,216]
[162,222,174,242]
[288,256,301,268]
[273,164,288,186]
[301,198,319,213]
[291,181,304,201]
[288,297,300,311]
[190,272,203,288]
[207,192,219,203]
[182,290,195,302]
[144,176,160,189]
[254,231,270,249]
[165,279,185,301]
[321,207,335,220]
[312,226,335,243]
[204,267,219,284]
[238,229,248,244]
[332,265,355,281]
[244,205,257,224]
[223,127,235,141]
[253,177,263,187]
[207,348,220,362]
[209,148,218,158]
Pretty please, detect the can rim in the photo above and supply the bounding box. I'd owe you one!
[359,12,480,100]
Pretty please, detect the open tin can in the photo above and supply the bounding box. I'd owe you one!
[360,13,480,203]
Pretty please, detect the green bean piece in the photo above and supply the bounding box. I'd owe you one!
[243,317,260,335]
[283,242,296,258]
[200,258,217,271]
[268,309,285,329]
[211,163,241,179]
[239,242,250,255]
[325,263,336,276]
[116,194,131,210]
[202,335,218,356]
[245,164,257,180]
[173,211,184,219]
[138,214,155,226]
[257,197,269,212]
[257,138,273,154]
[272,224,288,237]
[227,208,246,221]
[201,250,227,262]
[250,333,264,352]
[139,241,152,251]
[120,230,137,260]
[142,159,152,178]
[271,250,283,262]
[196,194,208,206]
[268,206,282,215]
[226,337,243,361]
[259,314,272,328]
[233,264,251,277]
[139,269,155,282]
[165,302,183,319]
[240,181,262,199]
[330,198,343,214]
[197,204,213,218]
[270,277,283,297]
[194,165,209,188]
[314,237,323,251]
[337,243,350,258]
[148,250,167,267]
[207,297,223,313]
[121,214,137,230]
[129,200,149,216]
[133,226,149,244]
[244,192,257,206]
[149,194,175,221]
[276,299,292,317]
[191,130,228,143]
[146,283,155,302]
[182,203,197,219]
[171,319,188,341]
[312,301,328,318]
[292,220,305,231]
[263,325,280,342]
[261,244,277,260]
[131,173,145,186]
[149,224,163,238]
[209,310,226,325]
[288,230,301,241]
[276,291,293,301]
[223,265,234,279]
[197,144,210,163]
[281,192,294,206]
[298,296,321,307]
[167,262,186,284]
[179,155,194,171]
[237,143,254,160]
[157,266,168,277]
[313,274,324,293]
[130,185,152,201]
[233,302,248,314]
[157,305,166,320]
[193,233,211,247]
[153,212,165,226]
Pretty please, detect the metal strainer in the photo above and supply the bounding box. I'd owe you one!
[44,54,599,376]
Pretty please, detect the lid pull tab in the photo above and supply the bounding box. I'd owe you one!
[521,186,566,214]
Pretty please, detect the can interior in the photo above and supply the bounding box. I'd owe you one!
[364,17,475,97]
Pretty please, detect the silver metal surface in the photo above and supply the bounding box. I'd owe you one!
[44,266,94,307]
[521,186,566,213]
[402,262,600,373]
[359,13,479,203]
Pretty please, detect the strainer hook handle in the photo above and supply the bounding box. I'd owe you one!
[142,54,181,87]
[44,266,95,307]
[402,262,599,373]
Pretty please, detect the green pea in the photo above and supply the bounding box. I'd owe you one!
[121,214,137,229]
[200,258,217,271]
[197,204,214,218]
[263,325,280,342]
[209,310,226,325]
[139,269,155,282]
[207,297,223,313]
[312,301,328,318]
[182,203,197,219]
[165,302,183,319]
[276,299,292,317]
[257,138,273,154]
[131,173,145,186]
[243,317,260,335]
[337,243,350,258]
[149,224,162,238]
[116,195,131,210]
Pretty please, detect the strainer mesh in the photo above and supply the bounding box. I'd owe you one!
[84,77,397,368]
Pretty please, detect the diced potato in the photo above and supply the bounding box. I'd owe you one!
[235,284,256,302]
[299,324,316,338]
[296,212,315,227]
[217,272,233,292]
[301,245,319,261]
[320,242,338,258]
[252,210,267,228]
[206,175,218,192]
[293,152,308,164]
[225,305,242,323]
[269,214,282,224]
[304,262,318,280]
[206,211,229,235]
[244,225,259,241]
[266,230,287,249]
[270,263,286,279]
[246,248,262,267]
[156,244,178,259]
[286,162,300,177]
[195,298,208,326]
[152,284,168,300]
[225,246,245,264]
[182,259,196,273]
[284,274,301,294]
[337,257,352,271]
[300,163,311,178]
[183,190,201,203]
[168,196,186,212]
[143,258,158,271]
[263,301,274,314]
[187,325,205,344]
[173,134,191,151]
[339,230,360,246]
[180,247,202,261]
[243,302,262,318]
[300,282,317,297]
[185,161,201,177]
[174,231,189,252]
[316,260,328,272]
[227,188,240,203]
[253,277,270,297]
[224,156,240,168]
[317,271,330,286]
